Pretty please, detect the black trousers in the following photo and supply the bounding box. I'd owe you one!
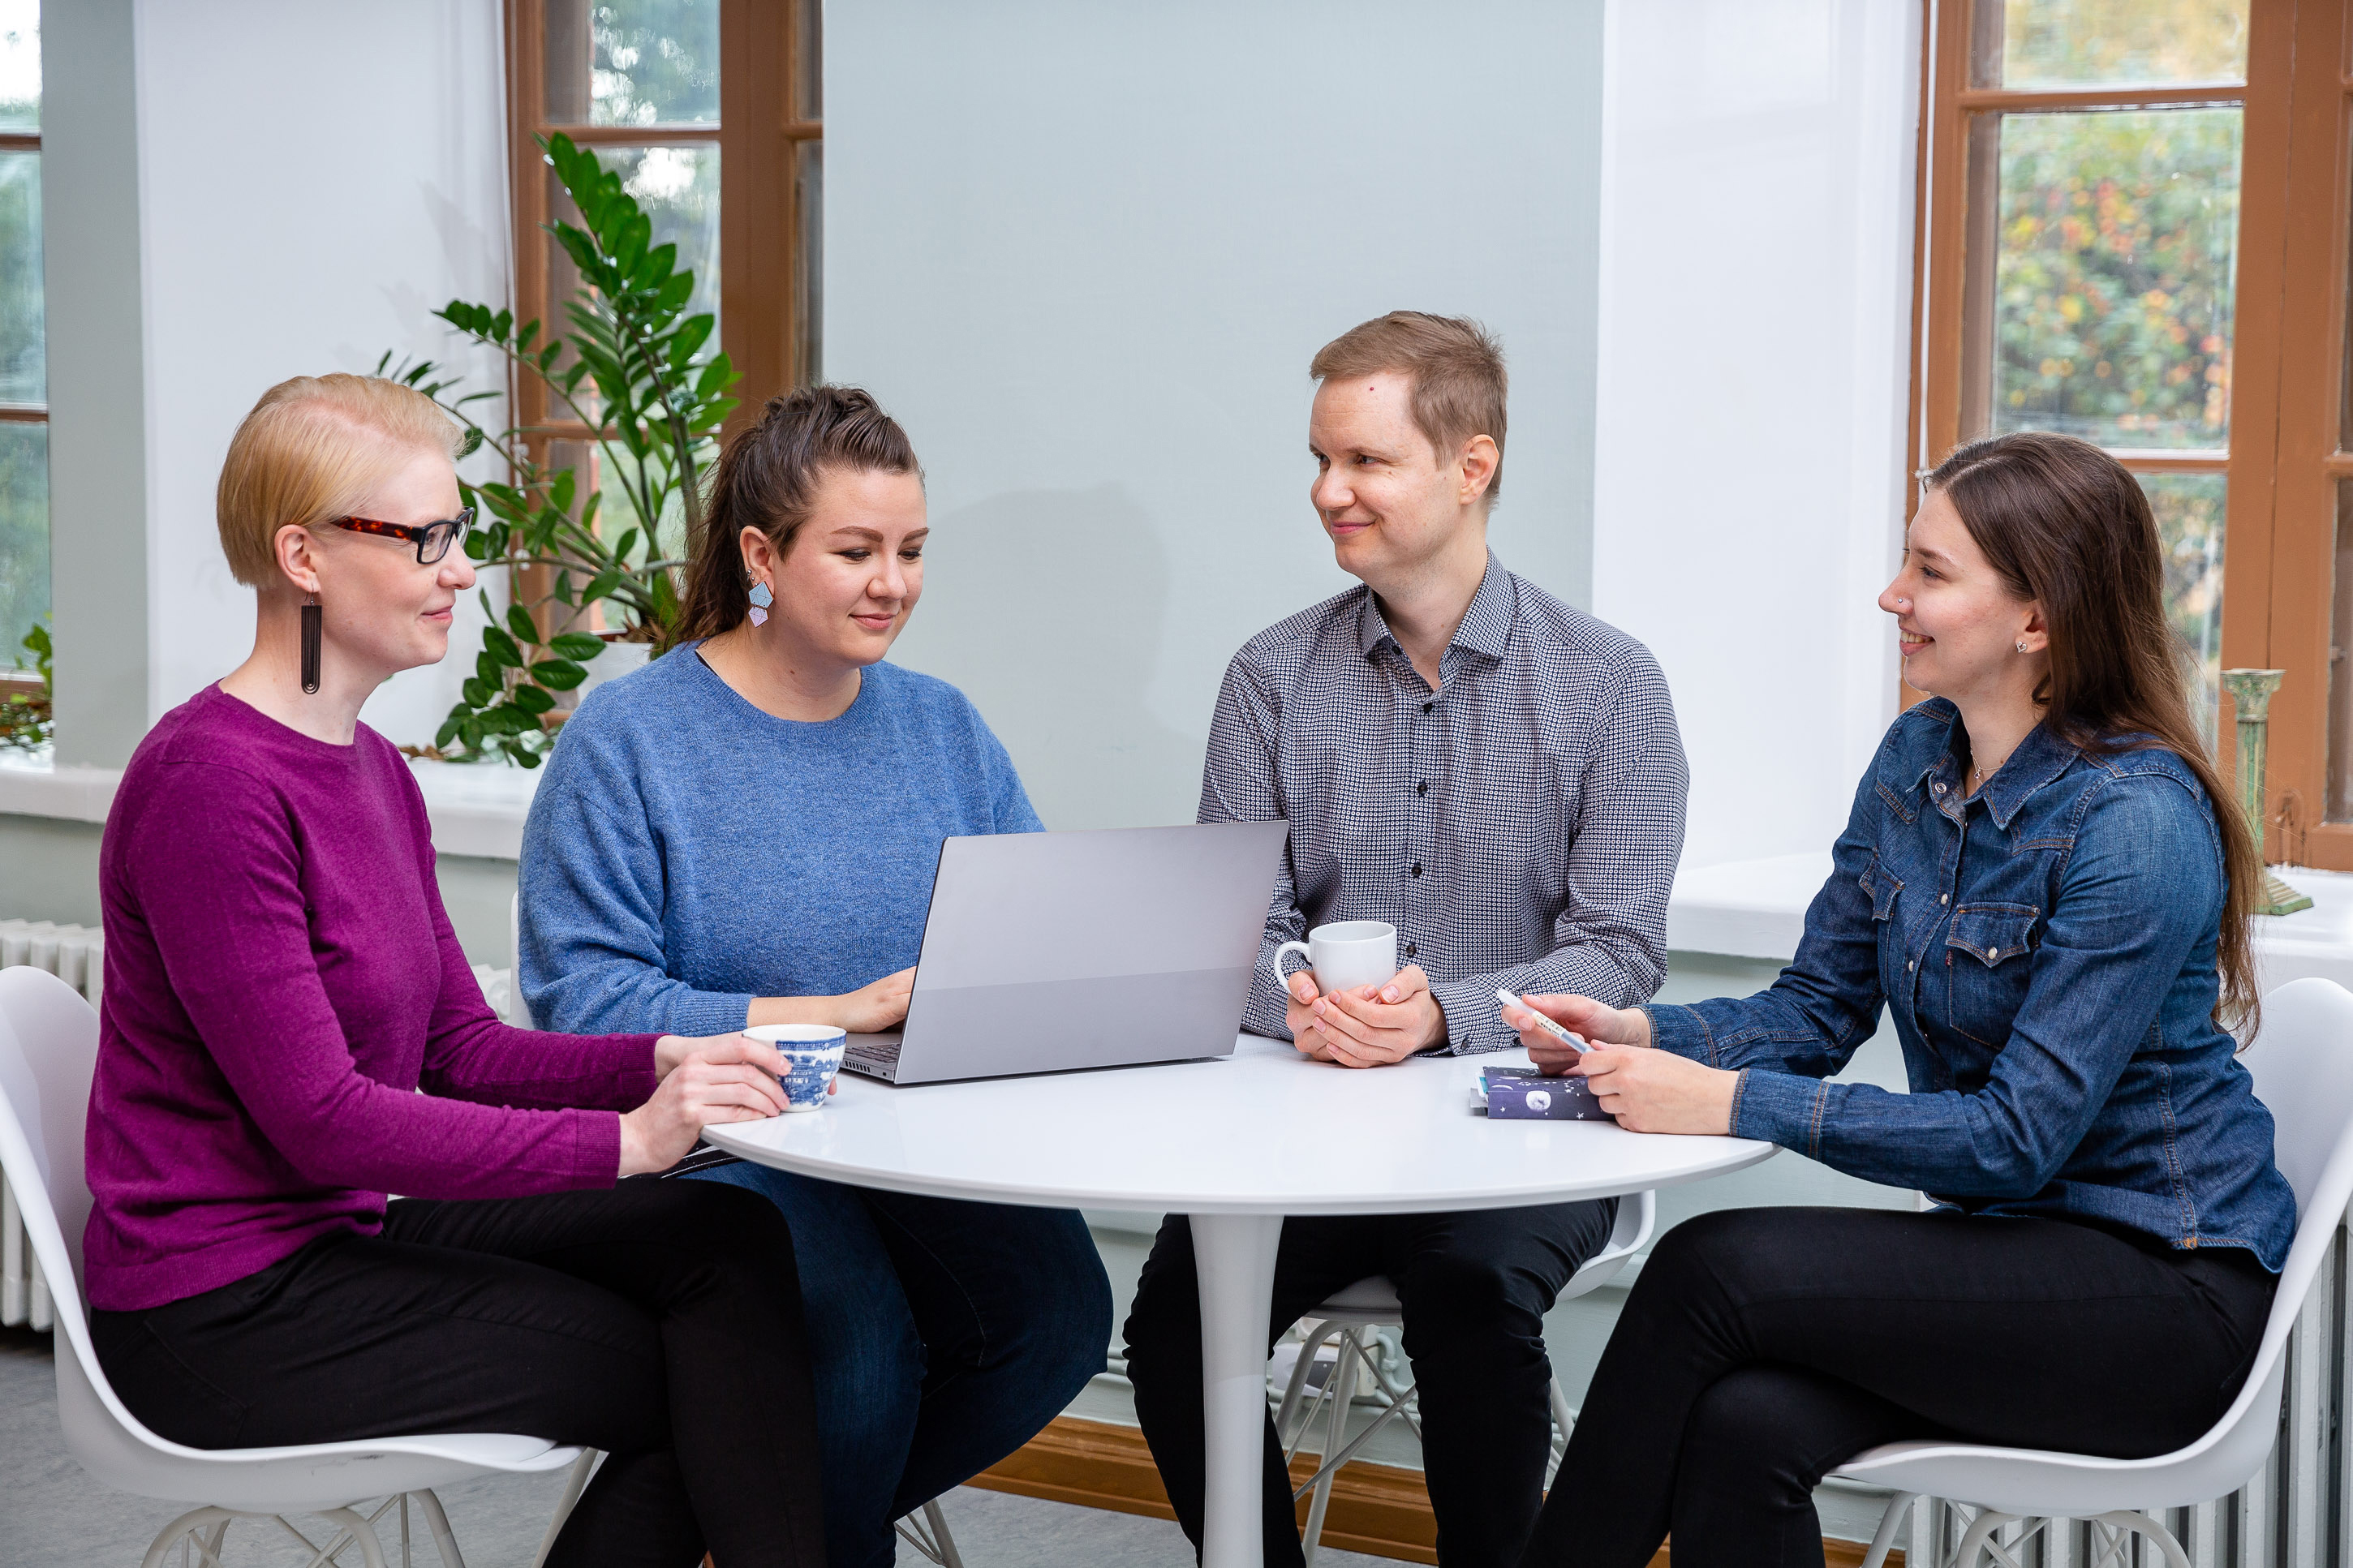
[91,1179,825,1568]
[1520,1207,2278,1568]
[1124,1201,1616,1568]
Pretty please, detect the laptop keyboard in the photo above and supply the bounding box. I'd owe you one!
[843,1038,902,1080]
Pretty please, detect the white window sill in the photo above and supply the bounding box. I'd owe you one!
[0,754,540,860]
[1670,851,2353,993]
[15,753,2353,989]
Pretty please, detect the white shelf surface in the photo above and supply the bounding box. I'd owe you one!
[0,754,541,859]
[1670,851,2353,992]
[13,751,2353,988]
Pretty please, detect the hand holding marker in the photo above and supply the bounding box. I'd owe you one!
[1496,990,1589,1054]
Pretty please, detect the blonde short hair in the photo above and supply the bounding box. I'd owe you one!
[1310,312,1508,502]
[216,374,464,587]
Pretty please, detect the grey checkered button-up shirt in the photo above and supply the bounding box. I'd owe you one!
[1200,552,1688,1055]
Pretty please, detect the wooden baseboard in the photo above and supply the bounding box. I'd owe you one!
[971,1417,1901,1567]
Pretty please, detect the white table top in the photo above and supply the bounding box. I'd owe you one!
[702,1033,1775,1214]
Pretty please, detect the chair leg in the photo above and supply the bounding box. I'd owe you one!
[1274,1320,1331,1441]
[1855,1492,1916,1568]
[2088,1510,2194,1568]
[410,1489,466,1568]
[140,1507,237,1568]
[531,1450,600,1568]
[309,1507,391,1568]
[1299,1325,1364,1566]
[925,1497,966,1568]
[1950,1510,2042,1568]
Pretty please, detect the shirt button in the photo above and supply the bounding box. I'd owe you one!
[1405,942,1417,958]
[1906,960,1915,972]
[1934,782,1946,795]
[1411,862,1423,878]
[1417,780,1430,797]
[1940,893,1949,904]
[1421,701,1433,714]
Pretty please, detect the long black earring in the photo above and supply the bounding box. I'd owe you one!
[300,592,322,694]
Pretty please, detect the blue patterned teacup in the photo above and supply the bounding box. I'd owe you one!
[746,1024,846,1113]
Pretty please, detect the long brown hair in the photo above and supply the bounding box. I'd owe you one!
[674,384,921,644]
[1927,431,2261,1033]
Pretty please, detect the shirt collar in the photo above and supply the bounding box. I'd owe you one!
[1356,551,1515,661]
[1921,709,2078,829]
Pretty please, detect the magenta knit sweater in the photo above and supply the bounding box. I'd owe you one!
[83,685,660,1311]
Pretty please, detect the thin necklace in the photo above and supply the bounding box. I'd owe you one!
[1967,749,2014,796]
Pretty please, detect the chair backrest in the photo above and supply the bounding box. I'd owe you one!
[2168,978,2353,1491]
[0,965,99,1295]
[0,966,211,1485]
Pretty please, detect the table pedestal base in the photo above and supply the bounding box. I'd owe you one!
[1190,1212,1285,1568]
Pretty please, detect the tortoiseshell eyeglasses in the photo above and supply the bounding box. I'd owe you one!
[326,508,476,565]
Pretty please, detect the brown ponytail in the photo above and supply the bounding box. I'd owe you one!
[1926,432,2261,1034]
[674,385,921,644]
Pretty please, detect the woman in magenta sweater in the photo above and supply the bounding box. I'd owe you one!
[84,374,824,1568]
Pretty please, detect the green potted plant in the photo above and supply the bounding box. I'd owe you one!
[0,617,50,754]
[385,130,739,767]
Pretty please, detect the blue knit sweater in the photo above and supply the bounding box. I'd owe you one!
[518,645,1043,1036]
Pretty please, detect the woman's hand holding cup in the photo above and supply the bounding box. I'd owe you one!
[622,1033,792,1177]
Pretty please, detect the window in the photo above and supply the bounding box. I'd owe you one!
[1916,0,2353,868]
[507,0,819,448]
[0,0,41,692]
[503,0,819,640]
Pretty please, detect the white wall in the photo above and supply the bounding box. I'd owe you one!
[132,0,510,750]
[826,0,1607,832]
[1591,0,1920,870]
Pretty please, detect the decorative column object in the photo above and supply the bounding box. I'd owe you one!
[2219,668,2314,917]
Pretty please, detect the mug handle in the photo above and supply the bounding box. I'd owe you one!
[1270,940,1314,996]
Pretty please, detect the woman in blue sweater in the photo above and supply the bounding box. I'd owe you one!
[519,386,1111,1568]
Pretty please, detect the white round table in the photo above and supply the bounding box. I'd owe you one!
[704,1033,1774,1568]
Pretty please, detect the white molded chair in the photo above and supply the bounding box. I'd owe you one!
[1272,1188,1656,1563]
[1835,977,2353,1568]
[0,966,585,1568]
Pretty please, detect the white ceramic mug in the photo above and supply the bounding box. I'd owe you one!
[1269,920,1400,999]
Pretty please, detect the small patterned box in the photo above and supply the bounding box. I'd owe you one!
[1480,1066,1612,1121]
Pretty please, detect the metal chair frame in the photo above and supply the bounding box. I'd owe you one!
[1268,1189,1656,1564]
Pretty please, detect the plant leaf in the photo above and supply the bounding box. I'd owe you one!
[530,656,589,690]
[549,631,605,661]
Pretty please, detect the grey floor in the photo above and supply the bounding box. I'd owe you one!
[0,1326,1396,1566]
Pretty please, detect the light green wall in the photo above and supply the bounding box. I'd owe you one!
[41,0,150,767]
[0,814,102,926]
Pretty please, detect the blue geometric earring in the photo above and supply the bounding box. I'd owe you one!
[747,578,775,628]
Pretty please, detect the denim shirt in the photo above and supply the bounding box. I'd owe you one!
[1648,699,2296,1269]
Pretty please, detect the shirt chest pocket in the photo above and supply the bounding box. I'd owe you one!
[1943,901,2040,1047]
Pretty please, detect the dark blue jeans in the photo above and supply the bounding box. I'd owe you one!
[686,1162,1111,1568]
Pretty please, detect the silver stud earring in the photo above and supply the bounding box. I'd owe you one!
[2016,639,2029,653]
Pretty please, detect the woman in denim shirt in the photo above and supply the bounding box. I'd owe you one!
[1509,432,2295,1567]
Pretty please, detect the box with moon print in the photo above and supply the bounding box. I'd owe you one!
[1481,1066,1612,1121]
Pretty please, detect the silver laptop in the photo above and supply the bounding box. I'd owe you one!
[841,822,1288,1085]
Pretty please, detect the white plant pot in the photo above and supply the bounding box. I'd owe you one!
[575,639,652,700]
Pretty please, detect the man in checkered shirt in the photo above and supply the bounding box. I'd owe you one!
[1122,313,1688,1568]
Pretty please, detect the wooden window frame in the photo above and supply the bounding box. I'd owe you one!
[503,0,819,449]
[1,115,41,705]
[1914,0,2353,868]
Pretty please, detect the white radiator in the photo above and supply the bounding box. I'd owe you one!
[0,918,101,1332]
